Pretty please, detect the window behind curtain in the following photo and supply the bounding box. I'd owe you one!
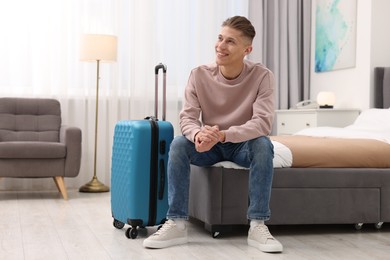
[0,0,248,190]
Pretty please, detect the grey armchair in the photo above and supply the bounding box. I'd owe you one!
[0,97,82,199]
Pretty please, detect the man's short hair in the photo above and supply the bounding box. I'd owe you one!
[222,16,256,42]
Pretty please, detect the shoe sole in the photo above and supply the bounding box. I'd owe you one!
[247,238,283,253]
[143,237,188,249]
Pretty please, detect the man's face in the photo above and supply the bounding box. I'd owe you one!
[215,26,252,67]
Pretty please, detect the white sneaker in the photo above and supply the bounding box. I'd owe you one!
[247,224,283,253]
[143,219,188,249]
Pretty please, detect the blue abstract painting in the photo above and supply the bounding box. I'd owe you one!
[315,0,357,72]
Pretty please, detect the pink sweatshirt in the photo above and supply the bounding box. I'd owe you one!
[180,60,275,143]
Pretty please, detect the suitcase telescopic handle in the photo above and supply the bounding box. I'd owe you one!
[154,63,167,121]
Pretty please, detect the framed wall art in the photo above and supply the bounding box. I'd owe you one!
[315,0,357,72]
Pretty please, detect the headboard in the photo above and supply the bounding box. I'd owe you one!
[374,67,390,108]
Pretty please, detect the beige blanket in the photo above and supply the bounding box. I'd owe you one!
[270,135,390,168]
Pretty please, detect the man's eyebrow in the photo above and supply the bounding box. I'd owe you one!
[226,36,237,42]
[219,35,237,41]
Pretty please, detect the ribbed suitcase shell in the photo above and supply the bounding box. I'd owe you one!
[111,119,173,231]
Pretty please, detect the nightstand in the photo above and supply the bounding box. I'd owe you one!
[275,109,360,135]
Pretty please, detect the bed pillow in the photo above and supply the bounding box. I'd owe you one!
[352,108,390,129]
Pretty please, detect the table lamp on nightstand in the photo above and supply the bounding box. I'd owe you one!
[317,91,336,109]
[79,34,117,193]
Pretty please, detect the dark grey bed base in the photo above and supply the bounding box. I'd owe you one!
[189,165,390,236]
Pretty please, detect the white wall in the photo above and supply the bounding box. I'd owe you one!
[370,0,390,107]
[371,0,390,68]
[310,0,372,110]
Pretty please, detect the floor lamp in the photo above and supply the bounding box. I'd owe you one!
[79,34,117,192]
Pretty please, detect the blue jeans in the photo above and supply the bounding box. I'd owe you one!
[166,135,274,221]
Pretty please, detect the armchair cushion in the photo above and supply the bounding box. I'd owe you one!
[0,97,61,142]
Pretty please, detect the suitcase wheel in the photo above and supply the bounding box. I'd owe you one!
[125,227,138,239]
[113,219,125,229]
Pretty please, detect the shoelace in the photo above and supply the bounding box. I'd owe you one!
[152,220,175,236]
[254,225,274,239]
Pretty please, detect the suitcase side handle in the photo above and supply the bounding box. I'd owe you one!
[154,63,167,121]
[158,159,165,200]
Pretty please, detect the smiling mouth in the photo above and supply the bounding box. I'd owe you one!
[216,51,228,58]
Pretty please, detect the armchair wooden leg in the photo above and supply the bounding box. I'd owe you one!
[53,176,68,200]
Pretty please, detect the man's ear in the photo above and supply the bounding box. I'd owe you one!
[244,46,253,55]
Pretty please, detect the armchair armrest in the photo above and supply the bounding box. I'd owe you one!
[60,125,82,177]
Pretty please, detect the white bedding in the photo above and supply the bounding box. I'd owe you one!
[295,108,390,144]
[213,108,390,169]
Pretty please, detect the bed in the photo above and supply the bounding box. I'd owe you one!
[188,67,390,237]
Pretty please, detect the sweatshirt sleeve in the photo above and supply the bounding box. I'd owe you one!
[179,71,202,142]
[223,71,275,143]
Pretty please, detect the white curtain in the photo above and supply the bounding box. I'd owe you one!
[0,0,248,191]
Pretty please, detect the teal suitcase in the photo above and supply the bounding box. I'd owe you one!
[111,64,173,239]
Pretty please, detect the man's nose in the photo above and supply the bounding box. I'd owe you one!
[217,40,227,49]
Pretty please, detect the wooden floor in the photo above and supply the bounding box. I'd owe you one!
[1,190,390,260]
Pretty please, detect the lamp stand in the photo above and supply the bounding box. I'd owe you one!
[80,60,110,193]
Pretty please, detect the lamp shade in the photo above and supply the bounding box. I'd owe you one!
[80,34,117,62]
[316,91,336,108]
